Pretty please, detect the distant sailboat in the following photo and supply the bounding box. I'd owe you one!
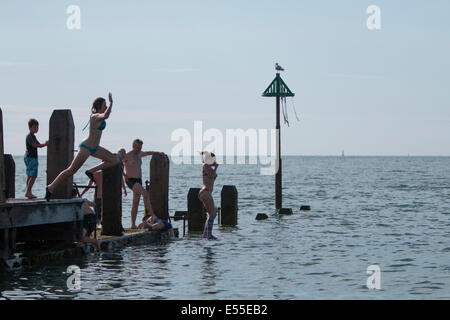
[341,150,345,157]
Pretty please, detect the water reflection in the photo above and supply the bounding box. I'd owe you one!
[200,246,218,295]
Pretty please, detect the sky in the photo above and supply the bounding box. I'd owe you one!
[1,0,449,156]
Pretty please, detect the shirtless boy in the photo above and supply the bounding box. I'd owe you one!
[122,139,164,229]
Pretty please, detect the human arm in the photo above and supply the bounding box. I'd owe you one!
[93,92,113,121]
[142,151,165,157]
[32,141,48,148]
[29,134,48,148]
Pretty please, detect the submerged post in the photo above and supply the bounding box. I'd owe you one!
[0,108,5,203]
[4,154,15,199]
[187,188,206,232]
[102,160,123,236]
[47,110,74,199]
[220,185,238,226]
[262,71,294,210]
[149,154,169,220]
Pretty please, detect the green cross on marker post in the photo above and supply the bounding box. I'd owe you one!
[262,70,295,210]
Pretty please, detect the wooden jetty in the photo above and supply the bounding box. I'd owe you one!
[0,106,238,269]
[0,198,84,266]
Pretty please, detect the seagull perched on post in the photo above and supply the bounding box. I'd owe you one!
[275,63,285,72]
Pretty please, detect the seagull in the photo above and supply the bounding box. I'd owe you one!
[275,63,284,72]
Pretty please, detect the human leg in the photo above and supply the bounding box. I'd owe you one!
[199,191,217,239]
[131,190,141,229]
[133,183,154,216]
[26,177,37,199]
[82,229,101,251]
[88,146,119,173]
[47,148,90,193]
[24,158,38,198]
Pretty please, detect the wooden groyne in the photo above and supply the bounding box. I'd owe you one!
[0,106,238,270]
[4,228,174,269]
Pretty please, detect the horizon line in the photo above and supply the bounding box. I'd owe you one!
[6,154,450,158]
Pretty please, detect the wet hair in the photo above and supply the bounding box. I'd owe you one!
[71,188,78,198]
[133,139,143,145]
[211,152,215,157]
[28,118,39,129]
[92,97,106,113]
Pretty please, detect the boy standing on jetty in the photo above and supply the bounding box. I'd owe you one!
[24,119,48,199]
[122,139,164,229]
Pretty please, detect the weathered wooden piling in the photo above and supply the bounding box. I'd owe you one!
[187,188,206,232]
[149,154,169,219]
[4,154,15,199]
[0,108,5,203]
[256,213,268,220]
[278,208,293,215]
[220,185,238,226]
[102,160,123,236]
[47,110,74,199]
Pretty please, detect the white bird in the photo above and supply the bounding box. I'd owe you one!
[275,63,285,72]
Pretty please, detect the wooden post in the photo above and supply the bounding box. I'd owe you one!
[0,108,5,203]
[220,185,238,226]
[149,154,169,220]
[187,188,206,233]
[101,160,123,236]
[276,96,282,210]
[4,154,15,199]
[0,229,9,264]
[47,110,74,199]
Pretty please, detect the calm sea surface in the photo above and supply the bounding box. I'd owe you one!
[0,156,449,299]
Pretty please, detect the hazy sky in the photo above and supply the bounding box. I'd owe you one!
[1,0,449,156]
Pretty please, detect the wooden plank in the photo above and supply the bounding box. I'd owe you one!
[0,199,84,229]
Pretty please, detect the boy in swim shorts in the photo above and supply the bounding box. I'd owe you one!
[24,119,48,199]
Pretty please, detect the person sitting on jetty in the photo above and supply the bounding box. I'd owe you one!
[122,139,165,229]
[80,168,127,230]
[80,170,103,230]
[138,213,174,238]
[198,151,219,240]
[72,189,102,251]
[45,93,119,201]
[24,118,48,199]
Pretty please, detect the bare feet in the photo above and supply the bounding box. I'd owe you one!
[131,225,139,230]
[25,193,37,199]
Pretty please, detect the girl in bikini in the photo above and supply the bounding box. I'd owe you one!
[45,93,119,201]
[198,151,219,240]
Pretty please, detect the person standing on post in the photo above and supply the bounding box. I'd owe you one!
[198,151,219,240]
[122,139,164,229]
[45,93,119,201]
[24,119,48,199]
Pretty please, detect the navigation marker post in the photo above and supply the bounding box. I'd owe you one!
[262,66,295,212]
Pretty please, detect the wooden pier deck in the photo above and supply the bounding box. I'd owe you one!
[0,198,85,265]
[0,198,176,269]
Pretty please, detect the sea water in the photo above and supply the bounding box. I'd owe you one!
[0,156,449,299]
